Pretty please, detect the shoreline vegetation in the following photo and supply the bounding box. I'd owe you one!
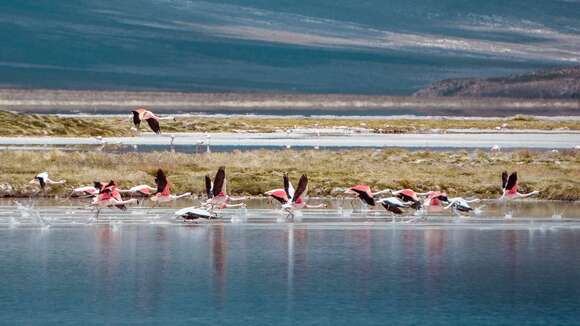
[0,149,578,200]
[1,110,579,137]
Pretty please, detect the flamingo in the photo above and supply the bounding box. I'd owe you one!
[444,197,480,215]
[379,197,409,215]
[391,189,423,209]
[204,166,246,210]
[500,171,539,200]
[149,169,191,206]
[344,185,390,207]
[29,172,66,195]
[175,207,217,221]
[131,107,174,134]
[90,181,138,217]
[119,184,157,197]
[265,173,325,219]
[69,181,103,198]
[422,191,449,212]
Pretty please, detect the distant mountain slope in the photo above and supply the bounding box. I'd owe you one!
[414,66,580,99]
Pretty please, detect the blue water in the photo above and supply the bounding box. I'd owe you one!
[1,225,580,325]
[1,0,579,94]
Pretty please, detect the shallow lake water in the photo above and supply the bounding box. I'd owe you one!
[1,221,580,325]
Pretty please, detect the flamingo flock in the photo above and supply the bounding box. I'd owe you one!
[29,165,539,221]
[14,106,550,223]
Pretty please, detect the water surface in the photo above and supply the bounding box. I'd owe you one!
[1,224,580,325]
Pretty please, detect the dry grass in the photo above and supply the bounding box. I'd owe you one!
[0,149,578,200]
[0,111,578,136]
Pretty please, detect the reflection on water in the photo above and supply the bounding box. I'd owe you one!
[1,225,580,324]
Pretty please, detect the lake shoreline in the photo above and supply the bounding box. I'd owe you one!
[1,88,578,116]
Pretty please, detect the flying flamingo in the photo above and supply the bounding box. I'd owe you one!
[344,185,390,207]
[500,171,539,200]
[131,107,174,134]
[175,207,217,221]
[149,169,191,207]
[90,181,138,217]
[391,188,423,209]
[69,181,104,198]
[422,191,449,212]
[204,166,246,210]
[379,197,409,215]
[444,197,480,215]
[29,172,66,195]
[119,184,157,197]
[265,173,325,219]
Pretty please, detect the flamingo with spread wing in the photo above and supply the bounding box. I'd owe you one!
[500,171,539,200]
[265,173,325,219]
[204,166,246,209]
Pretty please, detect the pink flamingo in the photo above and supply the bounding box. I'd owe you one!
[90,181,138,217]
[149,169,191,207]
[265,173,325,219]
[391,188,423,209]
[204,166,246,209]
[119,184,157,197]
[131,107,174,134]
[344,185,390,207]
[422,191,450,212]
[69,181,103,198]
[500,171,539,200]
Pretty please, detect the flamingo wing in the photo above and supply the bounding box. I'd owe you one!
[267,189,289,204]
[352,189,375,206]
[37,177,46,190]
[212,166,225,197]
[283,173,293,199]
[506,172,518,191]
[155,169,168,194]
[382,202,403,214]
[131,111,141,128]
[205,175,213,198]
[146,118,161,134]
[501,171,508,189]
[292,174,308,203]
[93,181,103,192]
